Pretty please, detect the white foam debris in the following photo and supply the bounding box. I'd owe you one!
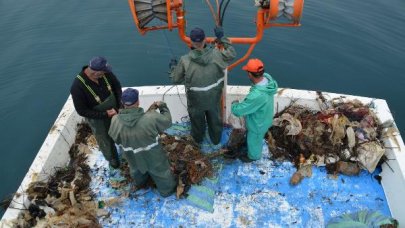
[267,223,283,228]
[194,194,234,227]
[330,210,341,218]
[305,206,325,227]
[280,200,301,225]
[154,199,233,227]
[278,200,291,212]
[235,194,256,227]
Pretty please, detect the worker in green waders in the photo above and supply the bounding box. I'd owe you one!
[70,56,122,168]
[231,59,278,162]
[170,27,236,145]
[108,88,176,197]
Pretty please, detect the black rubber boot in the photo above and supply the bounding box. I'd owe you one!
[224,149,240,159]
[109,159,120,169]
[239,154,255,163]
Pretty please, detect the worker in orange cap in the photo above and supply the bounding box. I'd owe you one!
[231,58,278,162]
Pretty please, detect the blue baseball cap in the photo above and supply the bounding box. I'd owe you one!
[121,88,139,106]
[89,56,112,72]
[190,27,205,42]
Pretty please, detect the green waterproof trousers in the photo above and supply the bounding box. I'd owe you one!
[86,94,119,167]
[188,103,222,145]
[247,131,266,160]
[124,146,176,197]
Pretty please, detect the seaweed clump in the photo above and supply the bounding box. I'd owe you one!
[161,134,214,198]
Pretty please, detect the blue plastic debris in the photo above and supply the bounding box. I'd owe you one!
[186,181,216,212]
[186,164,222,212]
[327,210,397,228]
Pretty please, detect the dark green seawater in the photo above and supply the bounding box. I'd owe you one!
[1,0,404,217]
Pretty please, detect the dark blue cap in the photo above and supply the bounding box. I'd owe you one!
[190,27,205,42]
[121,88,139,106]
[89,56,112,72]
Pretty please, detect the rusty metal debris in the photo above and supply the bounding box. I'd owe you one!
[268,95,392,185]
[160,133,214,198]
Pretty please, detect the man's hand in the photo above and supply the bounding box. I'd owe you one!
[106,108,117,117]
[214,26,224,40]
[148,102,158,111]
[169,57,178,70]
[154,101,163,107]
[147,101,164,112]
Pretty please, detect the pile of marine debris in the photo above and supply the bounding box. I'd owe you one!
[106,132,216,199]
[267,94,398,185]
[14,123,106,228]
[161,133,215,198]
[9,119,218,227]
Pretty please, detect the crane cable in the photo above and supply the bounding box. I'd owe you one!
[205,0,231,26]
[163,28,175,57]
[205,0,219,26]
[220,0,231,26]
[162,27,187,109]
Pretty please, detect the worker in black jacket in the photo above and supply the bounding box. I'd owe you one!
[70,56,122,168]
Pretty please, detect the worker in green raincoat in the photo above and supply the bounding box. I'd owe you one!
[170,27,236,145]
[231,59,278,162]
[70,56,121,168]
[108,88,176,197]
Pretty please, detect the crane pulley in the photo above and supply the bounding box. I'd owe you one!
[128,0,304,70]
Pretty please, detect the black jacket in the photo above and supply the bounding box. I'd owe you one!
[70,66,122,119]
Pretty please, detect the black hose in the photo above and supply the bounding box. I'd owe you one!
[219,0,225,26]
[220,0,231,26]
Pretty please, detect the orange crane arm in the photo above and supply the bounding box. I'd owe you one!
[128,0,304,70]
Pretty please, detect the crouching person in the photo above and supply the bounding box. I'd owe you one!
[108,88,176,197]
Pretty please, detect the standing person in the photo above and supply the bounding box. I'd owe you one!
[108,88,176,197]
[70,56,122,168]
[231,58,278,162]
[170,26,236,145]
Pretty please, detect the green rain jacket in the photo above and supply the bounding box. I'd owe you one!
[108,103,172,173]
[231,73,278,134]
[171,38,236,110]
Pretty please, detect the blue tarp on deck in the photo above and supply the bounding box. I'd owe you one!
[88,123,390,227]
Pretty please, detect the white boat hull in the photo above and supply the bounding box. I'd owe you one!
[1,85,404,227]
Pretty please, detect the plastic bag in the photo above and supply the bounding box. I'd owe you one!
[227,112,245,130]
[356,141,385,173]
[225,112,247,158]
[273,113,302,136]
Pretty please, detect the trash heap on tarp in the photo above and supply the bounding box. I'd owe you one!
[14,122,390,226]
[13,123,106,228]
[11,122,219,227]
[90,125,392,227]
[267,95,396,185]
[160,133,215,198]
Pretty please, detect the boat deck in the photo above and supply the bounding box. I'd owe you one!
[88,123,390,227]
[2,86,402,227]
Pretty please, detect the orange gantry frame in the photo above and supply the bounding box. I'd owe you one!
[128,0,304,70]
